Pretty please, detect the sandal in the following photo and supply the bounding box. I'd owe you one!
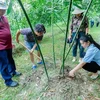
[90,74,98,80]
[37,61,43,64]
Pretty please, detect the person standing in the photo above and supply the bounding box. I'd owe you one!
[96,16,100,27]
[69,7,89,62]
[90,19,94,28]
[0,1,21,87]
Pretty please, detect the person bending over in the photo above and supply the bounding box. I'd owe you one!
[69,34,100,80]
[16,24,46,69]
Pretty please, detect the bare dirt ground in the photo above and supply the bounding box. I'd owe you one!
[15,58,100,100]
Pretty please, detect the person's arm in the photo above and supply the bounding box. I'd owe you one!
[69,61,86,77]
[30,41,41,53]
[68,17,73,39]
[16,30,21,43]
[86,28,89,35]
[68,29,72,39]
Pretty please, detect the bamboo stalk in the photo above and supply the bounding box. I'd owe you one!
[60,0,93,74]
[61,0,73,76]
[17,0,49,80]
[51,0,56,68]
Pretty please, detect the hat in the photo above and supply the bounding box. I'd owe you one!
[0,1,7,10]
[72,7,84,14]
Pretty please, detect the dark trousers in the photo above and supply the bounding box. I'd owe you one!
[0,49,16,85]
[96,22,99,27]
[72,32,85,58]
[83,61,100,73]
[90,22,94,28]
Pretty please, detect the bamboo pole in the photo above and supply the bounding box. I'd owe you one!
[61,0,73,76]
[60,0,93,75]
[17,0,49,80]
[51,0,56,68]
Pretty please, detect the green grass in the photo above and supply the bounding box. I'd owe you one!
[0,24,100,100]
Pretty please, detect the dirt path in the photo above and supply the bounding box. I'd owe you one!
[15,59,100,100]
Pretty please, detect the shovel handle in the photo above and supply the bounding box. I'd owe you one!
[19,42,41,60]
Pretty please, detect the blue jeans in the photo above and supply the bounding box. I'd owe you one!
[72,31,85,58]
[24,41,39,51]
[0,49,16,85]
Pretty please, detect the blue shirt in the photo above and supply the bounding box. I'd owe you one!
[82,44,100,66]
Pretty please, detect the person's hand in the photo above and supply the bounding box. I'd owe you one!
[86,33,88,35]
[68,35,71,39]
[69,70,75,78]
[30,48,34,53]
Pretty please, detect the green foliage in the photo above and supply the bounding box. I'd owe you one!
[7,0,12,15]
[1,24,100,100]
[6,0,100,39]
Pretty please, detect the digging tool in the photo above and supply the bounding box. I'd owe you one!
[19,42,41,60]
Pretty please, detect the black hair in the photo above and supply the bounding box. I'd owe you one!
[74,13,83,19]
[34,24,46,34]
[80,34,100,50]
